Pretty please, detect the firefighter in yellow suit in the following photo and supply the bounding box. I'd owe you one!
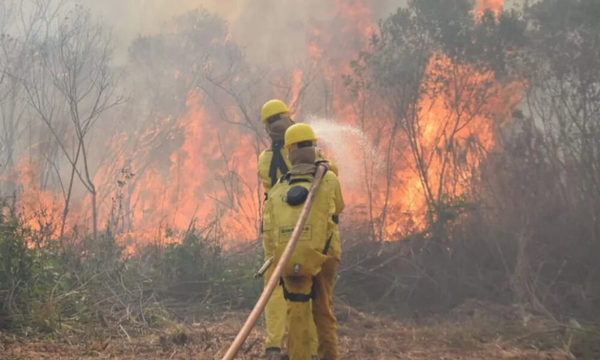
[258,100,337,359]
[264,123,344,360]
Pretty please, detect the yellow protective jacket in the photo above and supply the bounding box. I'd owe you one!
[264,170,345,277]
[258,142,338,192]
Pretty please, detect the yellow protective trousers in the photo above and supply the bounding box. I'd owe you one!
[263,266,287,350]
[312,257,339,360]
[283,275,316,360]
[263,260,318,354]
[283,257,339,360]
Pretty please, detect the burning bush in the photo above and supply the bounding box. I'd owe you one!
[1,0,600,338]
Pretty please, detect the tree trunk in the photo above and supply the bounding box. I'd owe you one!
[91,187,98,241]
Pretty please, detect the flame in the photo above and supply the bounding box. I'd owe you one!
[382,53,522,236]
[5,0,524,248]
[300,0,520,239]
[289,70,304,112]
[474,0,504,17]
[307,25,325,61]
[92,91,259,248]
[307,0,372,73]
[10,158,62,242]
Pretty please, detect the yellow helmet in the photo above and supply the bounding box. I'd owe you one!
[261,99,290,123]
[284,123,317,148]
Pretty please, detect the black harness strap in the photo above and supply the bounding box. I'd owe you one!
[281,278,317,302]
[322,234,333,255]
[269,140,289,187]
[288,178,312,185]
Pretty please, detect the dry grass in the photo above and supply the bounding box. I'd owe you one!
[1,300,592,360]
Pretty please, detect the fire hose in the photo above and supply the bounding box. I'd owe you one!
[220,163,328,360]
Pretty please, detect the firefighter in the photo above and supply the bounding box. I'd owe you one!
[258,100,337,359]
[264,123,344,360]
[258,99,338,189]
[259,99,315,359]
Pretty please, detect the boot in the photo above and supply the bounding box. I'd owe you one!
[265,347,282,360]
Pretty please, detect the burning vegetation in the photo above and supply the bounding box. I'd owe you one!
[1,0,600,358]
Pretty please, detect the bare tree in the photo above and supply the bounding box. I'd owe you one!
[200,61,308,238]
[345,8,431,241]
[0,0,50,192]
[404,57,499,232]
[22,3,121,240]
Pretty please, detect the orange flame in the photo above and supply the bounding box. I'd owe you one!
[289,70,304,113]
[383,53,522,236]
[9,158,62,242]
[6,0,524,248]
[474,0,504,17]
[300,0,520,239]
[92,91,259,248]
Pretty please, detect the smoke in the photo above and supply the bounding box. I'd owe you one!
[0,0,532,244]
[1,0,405,243]
[85,0,401,66]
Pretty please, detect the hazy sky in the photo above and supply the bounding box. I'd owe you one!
[85,0,402,64]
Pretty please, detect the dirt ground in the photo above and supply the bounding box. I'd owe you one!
[0,302,582,359]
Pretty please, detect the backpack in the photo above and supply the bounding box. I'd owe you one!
[270,174,332,279]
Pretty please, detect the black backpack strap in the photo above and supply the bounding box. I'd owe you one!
[322,234,333,255]
[269,141,289,187]
[288,178,312,185]
[281,278,317,302]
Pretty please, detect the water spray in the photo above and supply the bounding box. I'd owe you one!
[307,116,381,190]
